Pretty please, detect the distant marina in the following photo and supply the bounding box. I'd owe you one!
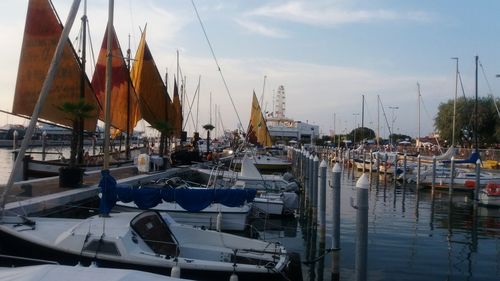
[1,146,500,280]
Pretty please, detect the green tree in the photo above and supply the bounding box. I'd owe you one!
[348,127,376,144]
[434,96,498,147]
[203,124,215,152]
[152,120,173,156]
[57,98,96,167]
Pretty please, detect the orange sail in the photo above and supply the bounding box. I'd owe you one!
[91,26,140,135]
[172,79,183,138]
[247,92,272,147]
[130,29,171,128]
[12,0,98,132]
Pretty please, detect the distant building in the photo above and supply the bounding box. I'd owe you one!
[265,85,320,144]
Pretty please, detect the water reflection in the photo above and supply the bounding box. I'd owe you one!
[286,165,500,281]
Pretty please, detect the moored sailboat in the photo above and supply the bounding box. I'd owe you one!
[16,0,143,181]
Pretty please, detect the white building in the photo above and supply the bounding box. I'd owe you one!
[266,85,320,144]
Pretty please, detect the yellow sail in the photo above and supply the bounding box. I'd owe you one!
[12,0,98,132]
[130,29,171,128]
[247,92,272,147]
[91,26,140,135]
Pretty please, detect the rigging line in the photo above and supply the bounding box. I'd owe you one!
[87,21,97,78]
[190,0,244,132]
[457,70,467,99]
[378,98,392,139]
[479,60,500,119]
[182,79,198,131]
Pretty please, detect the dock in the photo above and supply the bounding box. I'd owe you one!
[1,166,190,216]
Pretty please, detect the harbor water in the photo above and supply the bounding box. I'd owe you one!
[1,147,500,280]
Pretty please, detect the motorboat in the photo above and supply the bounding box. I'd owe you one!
[0,211,295,281]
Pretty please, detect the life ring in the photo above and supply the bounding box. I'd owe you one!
[485,182,500,196]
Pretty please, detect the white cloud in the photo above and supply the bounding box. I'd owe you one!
[249,1,434,27]
[234,18,289,38]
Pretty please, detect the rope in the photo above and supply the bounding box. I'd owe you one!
[302,247,340,265]
[190,0,244,133]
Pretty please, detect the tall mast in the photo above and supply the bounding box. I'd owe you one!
[125,33,131,159]
[377,95,380,148]
[77,0,87,164]
[417,82,421,151]
[474,55,479,152]
[103,0,114,169]
[361,94,365,144]
[451,57,459,147]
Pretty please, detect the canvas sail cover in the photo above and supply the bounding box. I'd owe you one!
[12,0,98,132]
[172,79,183,138]
[91,26,140,135]
[247,92,272,147]
[130,30,172,129]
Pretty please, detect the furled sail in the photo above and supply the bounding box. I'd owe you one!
[130,29,172,129]
[91,26,140,135]
[12,0,98,132]
[247,92,272,147]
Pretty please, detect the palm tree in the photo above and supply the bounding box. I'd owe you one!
[152,120,173,156]
[57,98,95,188]
[202,123,215,153]
[57,98,96,167]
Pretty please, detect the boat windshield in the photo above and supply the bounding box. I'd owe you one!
[130,211,179,257]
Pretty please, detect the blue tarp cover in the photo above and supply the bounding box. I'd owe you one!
[99,174,256,213]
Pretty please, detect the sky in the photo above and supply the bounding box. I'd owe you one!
[1,0,499,139]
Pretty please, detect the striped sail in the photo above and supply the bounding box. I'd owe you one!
[91,26,140,135]
[12,0,99,132]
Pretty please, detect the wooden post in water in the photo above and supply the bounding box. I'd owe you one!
[403,153,407,185]
[304,151,309,205]
[384,153,388,186]
[431,156,437,194]
[313,155,320,226]
[319,160,327,248]
[369,150,373,184]
[355,173,369,281]
[309,152,314,211]
[474,159,480,202]
[331,163,342,281]
[449,157,455,199]
[416,155,421,189]
[393,156,398,189]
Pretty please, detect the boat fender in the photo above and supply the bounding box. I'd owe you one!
[229,273,239,281]
[486,182,500,195]
[216,212,222,232]
[170,264,181,278]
